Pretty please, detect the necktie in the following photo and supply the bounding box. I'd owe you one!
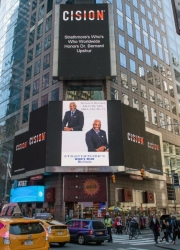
[71,111,74,116]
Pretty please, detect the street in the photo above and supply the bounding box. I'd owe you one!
[50,230,180,250]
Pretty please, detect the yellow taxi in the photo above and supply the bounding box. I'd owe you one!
[0,216,49,250]
[37,219,70,246]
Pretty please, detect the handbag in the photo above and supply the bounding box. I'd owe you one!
[117,222,121,226]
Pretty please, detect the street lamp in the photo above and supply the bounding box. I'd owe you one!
[3,148,11,201]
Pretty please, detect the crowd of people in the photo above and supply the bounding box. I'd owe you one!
[150,214,180,245]
[104,213,180,245]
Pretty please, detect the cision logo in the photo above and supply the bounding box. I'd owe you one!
[62,9,105,21]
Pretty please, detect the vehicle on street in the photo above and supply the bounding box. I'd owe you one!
[0,216,49,250]
[66,219,109,245]
[37,218,70,247]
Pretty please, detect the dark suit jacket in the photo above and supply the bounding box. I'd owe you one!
[150,218,160,232]
[85,129,109,152]
[62,109,84,131]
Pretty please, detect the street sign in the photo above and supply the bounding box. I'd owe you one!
[130,175,143,180]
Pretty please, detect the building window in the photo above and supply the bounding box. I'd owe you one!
[159,112,165,129]
[149,89,155,103]
[141,84,147,98]
[143,34,149,50]
[146,0,150,8]
[30,12,36,27]
[149,24,154,38]
[167,70,172,81]
[44,34,51,50]
[134,11,139,25]
[26,66,32,81]
[43,53,50,69]
[147,70,153,84]
[154,17,159,27]
[155,75,161,89]
[22,104,29,123]
[117,0,122,11]
[140,4,145,15]
[171,101,177,114]
[153,5,157,14]
[51,88,59,101]
[119,34,125,49]
[29,30,35,46]
[133,0,137,8]
[142,103,149,122]
[125,4,131,18]
[122,94,129,105]
[147,11,152,21]
[137,47,143,61]
[166,115,172,132]
[117,14,124,31]
[24,85,30,100]
[145,54,151,66]
[35,41,42,57]
[158,45,163,61]
[135,28,141,44]
[121,72,128,89]
[47,0,53,13]
[33,79,40,95]
[120,52,126,68]
[151,108,157,125]
[41,94,48,106]
[153,59,159,72]
[37,23,43,40]
[142,18,147,32]
[27,49,33,63]
[111,87,118,100]
[42,72,49,89]
[32,99,38,111]
[46,15,52,32]
[157,93,163,107]
[173,119,179,135]
[34,59,41,75]
[138,65,145,79]
[165,98,170,111]
[161,23,165,33]
[133,98,139,110]
[151,40,156,55]
[32,0,37,11]
[131,78,138,93]
[130,59,136,74]
[169,85,174,97]
[127,21,133,37]
[163,80,168,94]
[38,4,44,20]
[128,41,134,55]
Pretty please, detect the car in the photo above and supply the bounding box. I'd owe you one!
[34,213,70,246]
[0,216,49,250]
[66,219,109,245]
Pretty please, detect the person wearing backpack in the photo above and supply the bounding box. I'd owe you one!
[172,216,179,244]
[165,219,173,244]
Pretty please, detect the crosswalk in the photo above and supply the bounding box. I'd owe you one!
[112,234,158,246]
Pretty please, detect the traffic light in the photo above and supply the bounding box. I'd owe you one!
[140,168,145,178]
[111,174,116,183]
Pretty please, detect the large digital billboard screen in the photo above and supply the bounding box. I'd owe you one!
[10,186,44,202]
[59,4,111,79]
[61,101,109,166]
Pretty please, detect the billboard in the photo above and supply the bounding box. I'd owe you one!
[12,131,29,176]
[172,0,180,35]
[10,186,45,202]
[64,174,107,202]
[61,101,109,166]
[58,4,111,79]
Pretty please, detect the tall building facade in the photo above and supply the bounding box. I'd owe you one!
[0,0,179,218]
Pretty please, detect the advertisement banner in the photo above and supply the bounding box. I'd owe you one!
[59,4,111,79]
[61,101,109,166]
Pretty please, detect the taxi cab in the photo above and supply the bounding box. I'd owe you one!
[34,213,70,246]
[0,203,49,250]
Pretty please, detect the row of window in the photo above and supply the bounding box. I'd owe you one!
[26,53,50,81]
[111,87,179,135]
[31,0,53,26]
[22,88,59,123]
[27,34,51,63]
[29,15,52,46]
[120,70,174,97]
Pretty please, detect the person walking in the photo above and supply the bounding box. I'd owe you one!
[160,219,166,242]
[114,216,122,235]
[150,214,160,244]
[172,216,179,244]
[105,213,113,243]
[165,219,173,244]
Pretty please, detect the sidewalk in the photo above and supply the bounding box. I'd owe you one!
[155,242,180,250]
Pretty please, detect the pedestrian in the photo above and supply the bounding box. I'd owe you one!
[104,213,113,243]
[125,216,131,234]
[150,214,160,244]
[165,219,173,244]
[114,216,122,235]
[160,219,166,242]
[172,216,179,244]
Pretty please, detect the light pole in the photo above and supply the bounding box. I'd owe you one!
[3,148,11,201]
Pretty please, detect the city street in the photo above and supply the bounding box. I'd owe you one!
[50,230,180,250]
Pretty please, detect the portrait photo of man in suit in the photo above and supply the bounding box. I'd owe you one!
[85,119,109,152]
[62,102,84,131]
